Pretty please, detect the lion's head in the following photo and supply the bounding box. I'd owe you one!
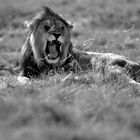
[27,6,73,65]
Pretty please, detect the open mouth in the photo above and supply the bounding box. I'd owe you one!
[45,33,63,64]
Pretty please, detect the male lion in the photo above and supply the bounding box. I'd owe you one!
[18,6,140,85]
[19,6,73,80]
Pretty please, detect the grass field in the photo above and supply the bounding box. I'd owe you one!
[1,0,140,139]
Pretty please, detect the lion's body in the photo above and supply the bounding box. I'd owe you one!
[69,49,140,82]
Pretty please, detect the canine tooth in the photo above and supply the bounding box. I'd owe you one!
[58,36,64,43]
[60,44,62,52]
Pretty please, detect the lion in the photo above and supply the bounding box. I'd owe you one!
[18,6,73,81]
[18,6,140,85]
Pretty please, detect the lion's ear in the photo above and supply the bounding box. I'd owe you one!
[25,21,32,28]
[58,14,73,29]
[24,20,35,30]
[67,21,73,29]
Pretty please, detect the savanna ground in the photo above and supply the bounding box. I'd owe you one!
[1,0,140,139]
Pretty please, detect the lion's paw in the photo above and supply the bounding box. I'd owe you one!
[17,76,30,85]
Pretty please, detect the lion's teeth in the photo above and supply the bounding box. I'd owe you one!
[58,36,64,43]
[60,44,62,52]
[48,35,55,41]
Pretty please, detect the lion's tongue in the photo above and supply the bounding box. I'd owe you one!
[48,44,58,59]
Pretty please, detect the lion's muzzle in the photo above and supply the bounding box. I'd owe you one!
[45,32,64,64]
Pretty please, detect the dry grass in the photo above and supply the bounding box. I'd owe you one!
[1,0,140,139]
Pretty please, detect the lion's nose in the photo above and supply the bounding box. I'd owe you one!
[53,33,61,40]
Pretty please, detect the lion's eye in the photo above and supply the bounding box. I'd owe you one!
[60,26,65,30]
[44,26,50,32]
